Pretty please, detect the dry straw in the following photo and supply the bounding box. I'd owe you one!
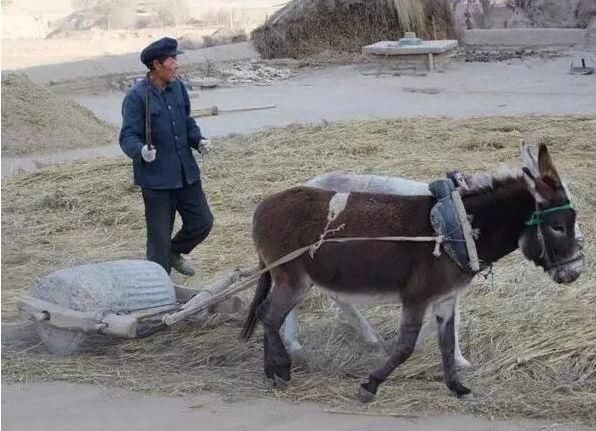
[2,116,595,425]
[393,0,427,33]
[1,72,117,156]
[251,0,455,59]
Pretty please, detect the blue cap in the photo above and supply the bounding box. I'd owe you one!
[140,37,184,67]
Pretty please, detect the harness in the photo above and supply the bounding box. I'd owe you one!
[525,202,578,271]
[525,203,573,227]
[429,177,481,273]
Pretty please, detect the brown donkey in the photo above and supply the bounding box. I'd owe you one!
[241,143,583,401]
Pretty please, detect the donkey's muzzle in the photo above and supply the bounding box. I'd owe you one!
[549,253,584,284]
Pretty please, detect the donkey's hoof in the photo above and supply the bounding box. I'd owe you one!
[449,381,472,398]
[459,391,475,401]
[288,346,306,363]
[266,362,291,388]
[273,374,290,389]
[358,385,376,403]
[363,339,385,354]
[276,364,291,382]
[455,356,472,369]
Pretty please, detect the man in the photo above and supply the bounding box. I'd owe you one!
[119,37,213,276]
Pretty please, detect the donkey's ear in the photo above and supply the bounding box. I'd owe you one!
[520,140,539,177]
[523,167,547,204]
[537,144,562,187]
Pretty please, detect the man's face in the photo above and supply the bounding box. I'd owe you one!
[153,56,178,83]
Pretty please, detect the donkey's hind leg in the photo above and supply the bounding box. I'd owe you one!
[331,296,380,348]
[434,295,471,397]
[256,270,309,386]
[281,309,304,356]
[452,294,471,369]
[359,303,426,402]
[417,293,471,368]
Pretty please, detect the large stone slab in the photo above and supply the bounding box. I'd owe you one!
[363,40,458,56]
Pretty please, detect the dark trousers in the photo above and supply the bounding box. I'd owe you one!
[142,181,213,274]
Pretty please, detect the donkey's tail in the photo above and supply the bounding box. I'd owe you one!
[240,260,271,340]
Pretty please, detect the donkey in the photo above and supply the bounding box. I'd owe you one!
[283,172,472,368]
[280,170,584,369]
[241,143,583,400]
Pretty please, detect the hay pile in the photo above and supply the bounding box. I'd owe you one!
[2,116,595,424]
[251,0,455,59]
[1,72,117,157]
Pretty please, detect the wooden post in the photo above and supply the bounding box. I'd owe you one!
[427,53,435,72]
[451,190,480,272]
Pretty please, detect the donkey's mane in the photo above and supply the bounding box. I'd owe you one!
[462,167,523,196]
[459,168,527,210]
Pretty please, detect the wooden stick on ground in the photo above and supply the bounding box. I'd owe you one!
[192,104,277,117]
[163,266,259,326]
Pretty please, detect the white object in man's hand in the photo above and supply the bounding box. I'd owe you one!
[142,145,157,162]
[198,139,212,154]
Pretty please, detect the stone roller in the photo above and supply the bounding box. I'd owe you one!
[19,260,176,355]
[18,260,253,355]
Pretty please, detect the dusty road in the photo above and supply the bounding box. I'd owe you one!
[2,383,591,431]
[75,50,596,129]
[3,49,595,177]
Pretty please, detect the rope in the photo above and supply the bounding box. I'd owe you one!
[479,263,495,290]
[163,233,446,325]
[260,233,445,277]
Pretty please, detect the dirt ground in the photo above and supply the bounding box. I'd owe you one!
[2,383,592,431]
[3,116,594,427]
[2,8,596,429]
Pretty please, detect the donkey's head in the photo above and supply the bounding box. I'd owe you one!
[518,142,584,284]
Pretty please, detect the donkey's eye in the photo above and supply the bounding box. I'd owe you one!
[550,224,565,234]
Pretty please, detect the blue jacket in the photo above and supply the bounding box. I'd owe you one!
[119,77,204,189]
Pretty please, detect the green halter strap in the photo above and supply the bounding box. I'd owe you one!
[525,203,574,227]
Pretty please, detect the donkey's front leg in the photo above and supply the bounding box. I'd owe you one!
[434,296,472,397]
[359,303,426,402]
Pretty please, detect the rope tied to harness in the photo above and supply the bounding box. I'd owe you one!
[308,191,446,259]
[308,230,445,259]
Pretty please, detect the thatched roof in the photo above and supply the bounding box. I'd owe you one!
[251,0,455,59]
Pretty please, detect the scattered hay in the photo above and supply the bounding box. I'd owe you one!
[251,0,455,59]
[210,60,293,85]
[2,116,595,425]
[1,72,117,157]
[453,47,563,63]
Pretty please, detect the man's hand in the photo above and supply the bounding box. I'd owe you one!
[142,145,157,162]
[198,139,212,154]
